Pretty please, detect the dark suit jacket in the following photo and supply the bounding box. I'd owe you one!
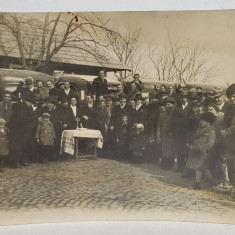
[59,89,79,102]
[9,102,38,153]
[221,101,231,113]
[80,104,99,129]
[49,87,61,97]
[110,104,131,128]
[91,77,108,100]
[130,105,147,126]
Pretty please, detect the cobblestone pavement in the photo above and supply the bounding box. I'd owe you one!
[0,158,235,224]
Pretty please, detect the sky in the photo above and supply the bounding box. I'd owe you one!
[96,10,235,85]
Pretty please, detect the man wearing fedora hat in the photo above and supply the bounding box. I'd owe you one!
[109,93,131,131]
[212,87,230,114]
[12,77,39,100]
[129,94,147,127]
[22,77,40,96]
[9,91,38,167]
[157,96,176,170]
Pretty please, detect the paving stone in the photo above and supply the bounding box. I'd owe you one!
[0,158,234,219]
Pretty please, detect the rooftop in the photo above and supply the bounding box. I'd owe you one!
[0,30,131,72]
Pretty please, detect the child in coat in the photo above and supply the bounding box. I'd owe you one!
[35,113,56,163]
[0,118,8,172]
[129,123,148,163]
[186,112,217,189]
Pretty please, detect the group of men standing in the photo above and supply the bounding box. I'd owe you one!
[0,70,235,193]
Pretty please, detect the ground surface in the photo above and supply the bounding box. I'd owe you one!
[0,158,234,225]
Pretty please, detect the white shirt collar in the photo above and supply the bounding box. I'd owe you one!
[136,104,142,110]
[71,105,76,116]
[120,103,126,109]
[218,102,225,110]
[182,102,188,109]
[64,88,70,95]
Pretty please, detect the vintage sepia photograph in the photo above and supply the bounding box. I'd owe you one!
[0,10,235,225]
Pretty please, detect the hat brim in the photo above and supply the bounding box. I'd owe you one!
[213,93,224,98]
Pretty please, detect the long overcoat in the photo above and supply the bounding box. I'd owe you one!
[9,102,38,157]
[157,110,175,158]
[186,125,216,170]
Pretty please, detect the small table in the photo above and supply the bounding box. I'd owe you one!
[60,129,103,158]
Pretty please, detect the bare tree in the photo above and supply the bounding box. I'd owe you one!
[149,41,215,84]
[0,13,111,71]
[105,27,147,83]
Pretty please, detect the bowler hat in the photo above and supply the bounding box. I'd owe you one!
[42,113,51,118]
[192,100,203,107]
[46,96,58,103]
[105,95,113,101]
[118,93,127,99]
[164,96,175,104]
[134,94,143,101]
[25,77,33,85]
[33,94,41,102]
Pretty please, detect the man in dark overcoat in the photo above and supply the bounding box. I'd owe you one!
[221,84,235,190]
[109,93,131,131]
[80,94,99,129]
[9,92,38,167]
[129,94,147,127]
[171,95,191,172]
[156,96,176,170]
[213,87,231,113]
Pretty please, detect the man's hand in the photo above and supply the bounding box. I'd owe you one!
[156,138,161,144]
[63,124,67,128]
[83,115,89,120]
[110,126,114,131]
[36,139,40,144]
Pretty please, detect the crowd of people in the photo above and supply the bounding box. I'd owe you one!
[0,70,235,192]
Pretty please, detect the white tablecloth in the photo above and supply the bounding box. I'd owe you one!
[60,129,103,155]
